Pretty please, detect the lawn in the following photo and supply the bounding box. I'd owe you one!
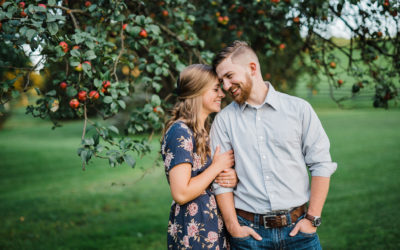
[1,102,400,249]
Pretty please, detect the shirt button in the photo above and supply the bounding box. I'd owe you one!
[262,155,266,159]
[266,176,270,179]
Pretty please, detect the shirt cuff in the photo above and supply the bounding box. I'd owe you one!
[309,162,338,177]
[212,182,234,195]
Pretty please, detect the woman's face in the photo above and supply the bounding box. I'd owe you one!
[201,79,225,115]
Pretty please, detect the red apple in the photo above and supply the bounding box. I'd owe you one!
[139,29,147,38]
[83,61,91,66]
[59,41,68,53]
[89,90,99,100]
[102,80,111,88]
[279,43,286,50]
[78,90,87,101]
[337,79,344,86]
[377,31,383,37]
[330,62,336,68]
[59,82,67,89]
[122,23,127,30]
[72,45,80,50]
[162,10,169,17]
[38,4,46,9]
[69,99,80,109]
[85,1,91,7]
[19,2,25,8]
[101,87,107,93]
[293,17,300,23]
[21,11,27,17]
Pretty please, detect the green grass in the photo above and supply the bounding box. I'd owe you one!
[1,104,400,249]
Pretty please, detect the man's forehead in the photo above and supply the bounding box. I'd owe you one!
[216,57,236,76]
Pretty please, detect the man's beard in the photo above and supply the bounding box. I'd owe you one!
[232,73,252,105]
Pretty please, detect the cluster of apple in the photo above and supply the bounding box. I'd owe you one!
[215,12,229,25]
[59,81,112,109]
[18,2,47,17]
[121,23,148,38]
[271,0,291,3]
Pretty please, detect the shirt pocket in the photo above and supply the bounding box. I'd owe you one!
[270,127,301,160]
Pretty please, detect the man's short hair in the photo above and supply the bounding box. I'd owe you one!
[212,41,259,71]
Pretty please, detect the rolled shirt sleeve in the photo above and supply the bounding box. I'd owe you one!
[301,101,337,177]
[210,113,235,195]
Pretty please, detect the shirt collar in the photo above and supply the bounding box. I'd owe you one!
[239,81,280,112]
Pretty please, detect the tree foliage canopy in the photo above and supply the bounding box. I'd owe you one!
[0,0,399,168]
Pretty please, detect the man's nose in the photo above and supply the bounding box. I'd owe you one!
[222,79,231,91]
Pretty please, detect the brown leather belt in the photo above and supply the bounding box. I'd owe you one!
[236,204,306,228]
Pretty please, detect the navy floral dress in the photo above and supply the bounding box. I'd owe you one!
[161,121,229,250]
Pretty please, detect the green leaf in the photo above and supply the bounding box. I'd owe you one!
[123,154,136,168]
[115,14,126,22]
[71,49,81,58]
[80,150,88,163]
[66,88,78,97]
[118,100,126,109]
[108,126,119,134]
[155,67,162,76]
[147,24,160,35]
[82,62,91,74]
[46,90,57,96]
[48,22,58,35]
[151,95,161,106]
[103,96,113,103]
[84,50,96,60]
[88,4,97,12]
[26,29,36,41]
[129,26,142,36]
[11,90,20,98]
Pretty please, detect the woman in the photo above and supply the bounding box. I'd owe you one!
[161,64,237,249]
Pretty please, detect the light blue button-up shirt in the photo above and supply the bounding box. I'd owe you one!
[210,82,337,213]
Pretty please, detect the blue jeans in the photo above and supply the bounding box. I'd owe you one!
[230,214,322,250]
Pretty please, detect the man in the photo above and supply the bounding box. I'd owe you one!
[210,41,337,249]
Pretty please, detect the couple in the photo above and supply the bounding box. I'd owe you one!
[161,41,337,249]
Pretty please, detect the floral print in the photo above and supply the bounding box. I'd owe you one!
[162,121,229,249]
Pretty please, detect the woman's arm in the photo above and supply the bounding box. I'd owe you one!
[169,147,234,205]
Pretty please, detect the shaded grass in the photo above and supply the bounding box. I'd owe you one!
[1,106,400,249]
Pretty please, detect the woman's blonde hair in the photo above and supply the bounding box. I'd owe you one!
[162,64,218,164]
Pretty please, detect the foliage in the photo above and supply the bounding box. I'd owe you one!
[0,0,399,167]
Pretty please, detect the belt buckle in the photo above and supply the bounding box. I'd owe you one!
[262,215,275,228]
[262,214,288,228]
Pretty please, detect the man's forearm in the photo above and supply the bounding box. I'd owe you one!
[215,192,240,234]
[307,176,330,216]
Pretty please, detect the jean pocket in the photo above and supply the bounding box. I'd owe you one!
[297,231,317,238]
[237,215,251,227]
[231,235,252,242]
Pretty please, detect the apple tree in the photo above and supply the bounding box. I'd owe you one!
[0,0,399,169]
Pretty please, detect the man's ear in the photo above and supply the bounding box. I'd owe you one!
[249,62,257,76]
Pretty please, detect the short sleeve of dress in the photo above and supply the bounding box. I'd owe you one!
[162,122,194,172]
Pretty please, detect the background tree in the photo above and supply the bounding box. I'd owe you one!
[0,0,398,168]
